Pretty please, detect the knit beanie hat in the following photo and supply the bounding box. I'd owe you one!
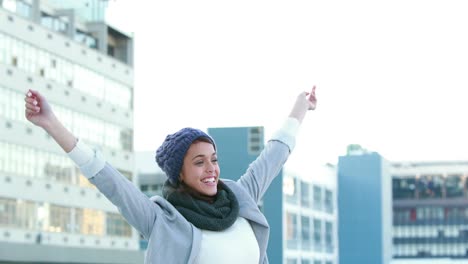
[156,128,216,185]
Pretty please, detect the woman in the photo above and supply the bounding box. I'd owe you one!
[24,86,317,263]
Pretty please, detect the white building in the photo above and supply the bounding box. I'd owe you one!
[283,163,338,264]
[392,161,468,259]
[0,0,143,263]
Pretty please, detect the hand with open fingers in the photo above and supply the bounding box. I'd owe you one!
[24,89,56,128]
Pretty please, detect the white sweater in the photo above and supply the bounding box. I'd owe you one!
[196,217,260,263]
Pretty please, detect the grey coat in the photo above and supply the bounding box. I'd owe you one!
[80,126,296,264]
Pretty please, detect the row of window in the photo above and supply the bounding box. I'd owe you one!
[0,32,132,109]
[140,183,164,196]
[0,141,132,185]
[0,196,132,237]
[394,207,468,223]
[394,243,468,257]
[286,212,334,253]
[393,174,468,199]
[2,0,32,19]
[0,86,133,152]
[394,225,468,238]
[286,259,333,264]
[284,177,334,213]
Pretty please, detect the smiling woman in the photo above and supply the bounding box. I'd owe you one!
[24,86,317,264]
[178,137,219,196]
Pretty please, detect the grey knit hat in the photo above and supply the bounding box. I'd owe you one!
[155,128,216,185]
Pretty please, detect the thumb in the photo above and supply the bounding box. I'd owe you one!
[29,90,47,105]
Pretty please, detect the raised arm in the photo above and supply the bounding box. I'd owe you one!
[289,85,317,123]
[24,89,159,238]
[238,86,317,202]
[25,89,77,151]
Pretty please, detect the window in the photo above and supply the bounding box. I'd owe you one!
[285,177,298,204]
[0,197,36,229]
[75,30,98,49]
[3,0,31,17]
[325,221,333,253]
[446,174,463,198]
[0,32,132,110]
[324,189,333,213]
[445,207,465,221]
[313,218,322,251]
[301,181,311,208]
[248,127,263,155]
[313,185,322,210]
[0,198,16,227]
[107,45,115,56]
[120,128,134,151]
[394,208,411,224]
[47,205,71,233]
[75,208,104,235]
[286,212,298,249]
[43,156,74,184]
[119,170,133,181]
[106,213,132,237]
[417,174,443,199]
[392,176,416,199]
[301,216,312,250]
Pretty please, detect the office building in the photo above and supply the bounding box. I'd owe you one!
[392,161,468,258]
[339,145,468,261]
[0,0,142,262]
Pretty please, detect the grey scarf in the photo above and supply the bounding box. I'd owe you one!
[163,180,240,231]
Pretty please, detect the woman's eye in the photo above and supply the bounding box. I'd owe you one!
[195,161,203,166]
[212,159,218,163]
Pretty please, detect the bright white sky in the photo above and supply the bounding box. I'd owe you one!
[106,0,468,167]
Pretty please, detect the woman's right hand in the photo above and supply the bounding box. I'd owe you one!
[24,89,56,129]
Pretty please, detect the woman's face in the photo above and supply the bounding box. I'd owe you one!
[180,141,219,196]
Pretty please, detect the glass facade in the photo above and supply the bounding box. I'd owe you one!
[0,32,132,109]
[0,197,36,229]
[393,169,468,258]
[106,212,132,237]
[0,86,133,152]
[0,197,130,237]
[393,174,468,200]
[0,141,75,182]
[75,208,105,235]
[0,141,132,185]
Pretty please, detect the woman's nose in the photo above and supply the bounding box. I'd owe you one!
[206,162,214,172]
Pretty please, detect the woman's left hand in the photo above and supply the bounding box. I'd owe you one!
[306,86,317,110]
[289,86,318,123]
